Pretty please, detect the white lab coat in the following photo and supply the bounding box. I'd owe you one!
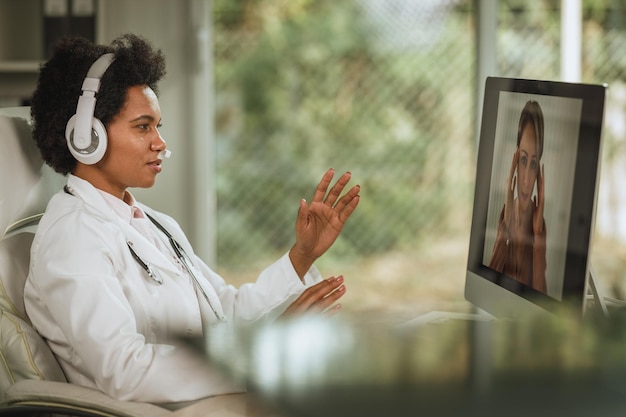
[24,175,322,404]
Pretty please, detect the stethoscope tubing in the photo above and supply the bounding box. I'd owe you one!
[63,185,226,321]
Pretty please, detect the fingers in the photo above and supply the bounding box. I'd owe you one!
[337,191,360,224]
[301,275,345,310]
[312,169,354,208]
[295,198,309,228]
[536,164,545,209]
[333,184,360,213]
[509,149,519,187]
[323,171,353,207]
[532,195,544,234]
[311,168,336,204]
[285,276,346,315]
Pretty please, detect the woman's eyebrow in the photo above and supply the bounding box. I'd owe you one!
[129,115,156,123]
[520,150,538,159]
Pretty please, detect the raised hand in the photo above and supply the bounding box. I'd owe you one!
[289,168,360,278]
[533,164,545,236]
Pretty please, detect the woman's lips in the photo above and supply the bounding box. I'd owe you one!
[148,159,162,173]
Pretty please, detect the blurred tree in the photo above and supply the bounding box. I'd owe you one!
[214,0,475,266]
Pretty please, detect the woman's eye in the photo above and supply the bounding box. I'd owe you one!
[521,156,527,166]
[135,122,161,132]
[531,160,537,170]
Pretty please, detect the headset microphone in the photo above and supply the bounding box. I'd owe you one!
[159,149,172,159]
[65,53,116,165]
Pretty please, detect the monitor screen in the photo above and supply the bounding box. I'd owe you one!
[465,77,606,319]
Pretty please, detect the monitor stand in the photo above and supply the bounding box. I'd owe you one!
[399,263,610,330]
[587,264,609,318]
[397,306,496,329]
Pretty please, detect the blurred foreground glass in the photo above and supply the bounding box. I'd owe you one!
[204,311,626,417]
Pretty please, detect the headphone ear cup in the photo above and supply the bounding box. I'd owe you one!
[65,114,108,165]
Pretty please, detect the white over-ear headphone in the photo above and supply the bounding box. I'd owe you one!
[65,53,116,165]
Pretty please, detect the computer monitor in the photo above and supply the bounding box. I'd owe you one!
[465,77,607,319]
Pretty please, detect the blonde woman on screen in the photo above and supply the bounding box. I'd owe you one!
[489,100,547,293]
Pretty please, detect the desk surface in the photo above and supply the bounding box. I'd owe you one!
[201,310,626,417]
[169,393,284,417]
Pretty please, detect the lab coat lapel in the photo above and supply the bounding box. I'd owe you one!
[64,175,180,275]
[119,221,181,275]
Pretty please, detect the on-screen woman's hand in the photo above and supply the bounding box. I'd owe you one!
[289,169,360,278]
[280,276,346,318]
[533,164,545,236]
[504,149,518,232]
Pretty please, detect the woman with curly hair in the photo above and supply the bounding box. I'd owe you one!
[25,34,360,406]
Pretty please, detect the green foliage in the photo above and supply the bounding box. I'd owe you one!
[214,0,476,265]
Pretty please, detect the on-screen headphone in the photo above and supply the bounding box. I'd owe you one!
[65,53,116,165]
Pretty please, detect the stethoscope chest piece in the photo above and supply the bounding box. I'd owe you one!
[145,262,163,285]
[127,240,163,285]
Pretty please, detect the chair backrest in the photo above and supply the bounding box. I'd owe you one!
[0,107,67,397]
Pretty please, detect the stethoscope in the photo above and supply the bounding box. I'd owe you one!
[63,185,226,321]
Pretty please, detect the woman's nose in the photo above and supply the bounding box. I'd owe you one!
[151,129,167,152]
[521,169,527,185]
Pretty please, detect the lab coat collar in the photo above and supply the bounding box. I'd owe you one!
[97,188,145,225]
[64,175,181,276]
[65,174,116,220]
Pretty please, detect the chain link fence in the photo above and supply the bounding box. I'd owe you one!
[214,0,626,315]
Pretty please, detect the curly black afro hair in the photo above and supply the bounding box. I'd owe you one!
[31,33,167,175]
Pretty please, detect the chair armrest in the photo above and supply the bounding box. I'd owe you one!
[1,379,171,417]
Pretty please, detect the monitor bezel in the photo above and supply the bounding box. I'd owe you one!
[465,77,606,318]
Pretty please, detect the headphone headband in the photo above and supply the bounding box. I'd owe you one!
[85,53,115,79]
[65,53,116,165]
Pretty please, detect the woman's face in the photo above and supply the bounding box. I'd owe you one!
[90,85,166,198]
[517,122,539,213]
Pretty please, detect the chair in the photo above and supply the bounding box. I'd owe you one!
[0,107,172,416]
